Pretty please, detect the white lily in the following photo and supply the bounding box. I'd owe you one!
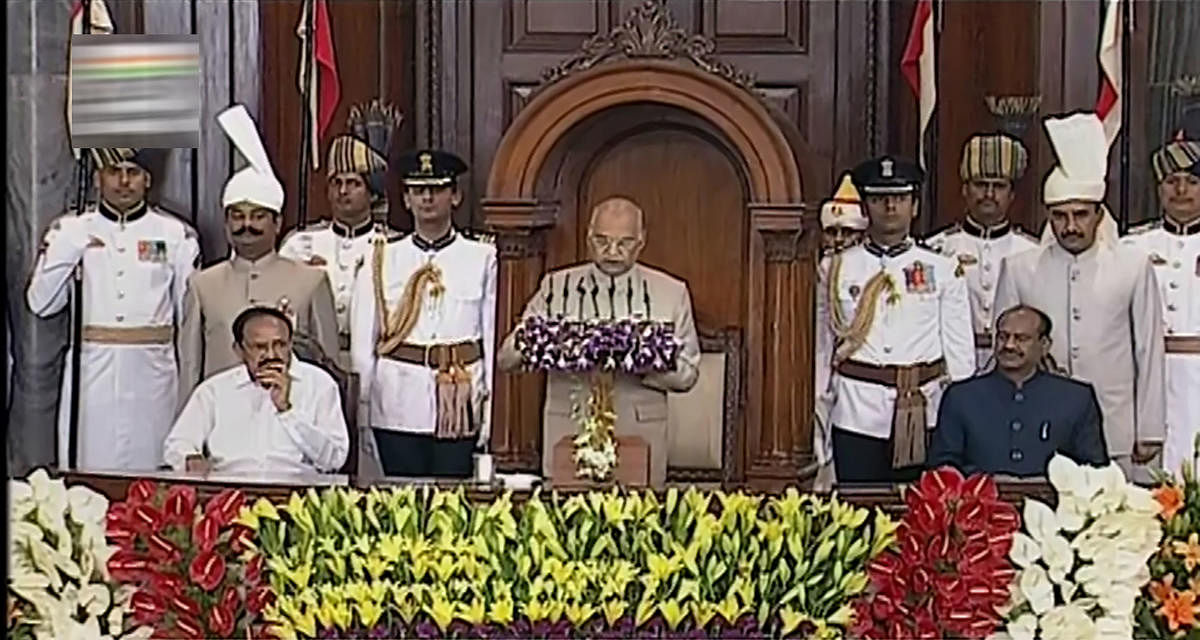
[1023,499,1060,543]
[1041,534,1073,584]
[1018,566,1055,615]
[1009,533,1042,568]
[1005,613,1037,640]
[67,485,109,527]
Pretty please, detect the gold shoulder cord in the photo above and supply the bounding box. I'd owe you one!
[826,252,896,364]
[373,237,446,355]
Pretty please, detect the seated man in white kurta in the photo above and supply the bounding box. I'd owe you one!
[164,306,349,475]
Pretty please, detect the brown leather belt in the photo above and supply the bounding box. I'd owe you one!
[82,325,173,345]
[974,332,993,350]
[1166,336,1200,354]
[382,340,483,369]
[835,358,947,387]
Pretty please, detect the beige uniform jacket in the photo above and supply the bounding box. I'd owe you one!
[993,241,1166,456]
[498,262,701,487]
[177,252,338,407]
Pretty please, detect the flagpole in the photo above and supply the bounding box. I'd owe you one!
[1117,0,1131,235]
[68,0,96,470]
[297,0,316,226]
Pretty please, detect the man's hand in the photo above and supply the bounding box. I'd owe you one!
[258,362,293,412]
[184,454,214,474]
[1132,441,1162,465]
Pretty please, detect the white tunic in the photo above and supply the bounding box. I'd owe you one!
[26,203,199,471]
[994,241,1166,456]
[349,231,497,443]
[1119,218,1200,473]
[926,218,1038,368]
[814,240,975,448]
[279,219,400,338]
[163,359,349,474]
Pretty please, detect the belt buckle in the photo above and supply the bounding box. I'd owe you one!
[424,343,449,368]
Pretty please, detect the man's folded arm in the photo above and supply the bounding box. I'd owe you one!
[277,378,350,472]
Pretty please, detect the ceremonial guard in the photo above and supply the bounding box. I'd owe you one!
[178,105,339,404]
[925,134,1038,368]
[349,149,497,477]
[1120,134,1200,474]
[280,100,405,368]
[26,148,200,470]
[819,174,868,255]
[814,156,975,482]
[995,112,1166,475]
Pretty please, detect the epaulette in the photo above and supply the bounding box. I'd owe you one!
[300,219,331,231]
[1125,220,1160,236]
[378,226,406,242]
[463,229,495,245]
[929,222,961,238]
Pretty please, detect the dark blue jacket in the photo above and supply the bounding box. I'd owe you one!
[927,370,1108,476]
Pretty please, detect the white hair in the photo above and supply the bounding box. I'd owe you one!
[588,196,645,235]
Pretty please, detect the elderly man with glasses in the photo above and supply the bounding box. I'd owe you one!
[497,196,701,487]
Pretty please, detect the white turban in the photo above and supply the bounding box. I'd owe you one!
[217,104,284,213]
[820,173,868,230]
[1042,112,1108,205]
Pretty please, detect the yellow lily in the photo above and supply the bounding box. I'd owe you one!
[601,600,626,626]
[457,597,486,625]
[659,600,687,630]
[714,593,744,624]
[357,598,384,629]
[254,497,282,520]
[363,553,389,581]
[564,601,596,627]
[634,598,657,627]
[234,506,259,530]
[779,607,808,637]
[522,598,550,622]
[691,600,718,630]
[489,597,515,626]
[426,589,456,631]
[828,603,854,626]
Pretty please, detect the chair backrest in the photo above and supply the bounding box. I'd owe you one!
[291,334,359,477]
[666,326,743,484]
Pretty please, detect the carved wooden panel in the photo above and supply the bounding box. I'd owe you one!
[703,0,807,53]
[507,0,609,52]
[505,82,538,127]
[755,85,807,137]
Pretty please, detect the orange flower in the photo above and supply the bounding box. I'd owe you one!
[1151,575,1177,603]
[1158,589,1200,632]
[1174,534,1200,571]
[1156,484,1185,520]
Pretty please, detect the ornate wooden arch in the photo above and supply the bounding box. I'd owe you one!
[486,59,803,206]
[481,3,817,487]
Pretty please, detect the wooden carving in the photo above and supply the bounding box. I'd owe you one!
[538,0,755,92]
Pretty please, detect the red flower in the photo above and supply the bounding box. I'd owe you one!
[170,592,202,619]
[107,527,136,550]
[149,571,186,599]
[246,585,275,615]
[244,553,264,586]
[163,485,197,526]
[107,502,131,530]
[207,604,236,638]
[230,524,256,552]
[192,515,220,553]
[130,588,167,625]
[146,533,182,563]
[204,489,245,528]
[174,614,206,640]
[107,549,150,582]
[128,479,158,505]
[130,504,165,536]
[189,550,227,592]
[151,626,187,640]
[220,586,241,613]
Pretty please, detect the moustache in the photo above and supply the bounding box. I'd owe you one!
[258,357,285,368]
[232,226,264,237]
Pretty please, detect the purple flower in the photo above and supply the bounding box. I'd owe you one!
[368,623,394,639]
[517,317,678,375]
[415,620,441,639]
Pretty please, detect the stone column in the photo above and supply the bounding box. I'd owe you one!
[6,0,76,474]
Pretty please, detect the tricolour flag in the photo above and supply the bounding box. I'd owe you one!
[67,0,115,156]
[296,0,340,170]
[901,0,936,170]
[1096,0,1123,149]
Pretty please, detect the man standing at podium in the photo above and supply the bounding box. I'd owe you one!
[497,196,701,487]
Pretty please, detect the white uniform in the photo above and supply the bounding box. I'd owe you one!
[993,241,1167,457]
[349,230,497,444]
[164,359,349,475]
[926,218,1038,368]
[1120,218,1200,473]
[26,202,199,471]
[279,219,402,346]
[814,240,975,458]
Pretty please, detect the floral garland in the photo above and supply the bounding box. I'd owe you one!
[8,469,152,640]
[1004,455,1162,640]
[1138,454,1200,635]
[515,316,679,480]
[104,481,272,639]
[851,467,1019,639]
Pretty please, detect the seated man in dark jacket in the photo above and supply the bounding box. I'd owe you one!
[927,304,1108,476]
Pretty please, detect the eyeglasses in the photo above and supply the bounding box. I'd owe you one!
[588,234,640,252]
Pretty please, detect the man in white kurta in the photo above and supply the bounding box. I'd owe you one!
[926,134,1038,368]
[350,149,497,477]
[994,112,1166,472]
[26,148,199,471]
[1120,137,1200,474]
[164,307,348,475]
[815,156,975,483]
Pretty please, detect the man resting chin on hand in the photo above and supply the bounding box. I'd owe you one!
[164,306,349,475]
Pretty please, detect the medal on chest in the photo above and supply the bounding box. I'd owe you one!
[137,240,168,263]
[903,260,936,293]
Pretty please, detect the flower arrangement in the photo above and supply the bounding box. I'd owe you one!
[7,469,152,640]
[1004,455,1162,640]
[237,485,896,639]
[1137,451,1200,637]
[851,467,1020,639]
[515,315,679,481]
[103,481,270,639]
